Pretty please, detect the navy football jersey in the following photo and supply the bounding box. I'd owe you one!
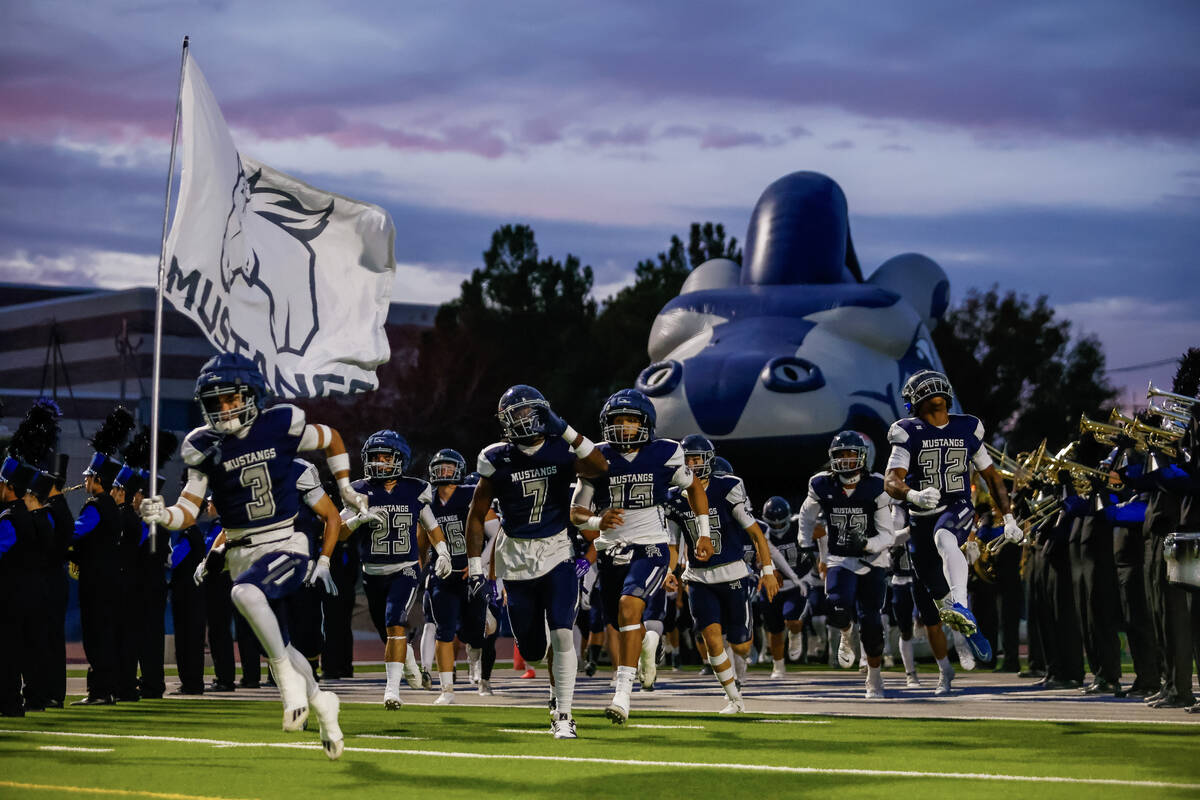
[477,438,577,540]
[887,414,988,514]
[587,439,689,544]
[181,404,306,531]
[761,517,803,574]
[351,476,433,567]
[430,483,474,570]
[666,473,753,568]
[805,472,889,558]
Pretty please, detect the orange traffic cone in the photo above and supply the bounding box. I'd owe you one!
[513,644,535,678]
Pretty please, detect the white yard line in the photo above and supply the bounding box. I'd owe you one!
[36,746,115,752]
[627,724,706,729]
[758,719,833,725]
[0,780,255,800]
[3,729,1197,790]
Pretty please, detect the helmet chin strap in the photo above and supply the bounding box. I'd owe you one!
[837,471,860,486]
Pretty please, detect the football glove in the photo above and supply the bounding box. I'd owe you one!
[139,495,169,525]
[340,484,369,515]
[574,557,591,579]
[963,539,981,564]
[1003,513,1023,543]
[434,542,453,579]
[907,486,942,510]
[468,574,487,601]
[539,405,568,438]
[305,555,338,595]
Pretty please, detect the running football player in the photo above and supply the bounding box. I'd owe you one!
[569,389,702,724]
[465,385,607,739]
[139,354,357,759]
[338,430,453,709]
[668,435,778,713]
[758,496,807,678]
[799,431,895,699]
[884,370,1021,664]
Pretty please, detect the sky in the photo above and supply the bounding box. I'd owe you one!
[1,0,1197,404]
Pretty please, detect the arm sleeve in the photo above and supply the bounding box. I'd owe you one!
[571,479,595,510]
[183,469,209,501]
[419,505,439,532]
[299,423,331,452]
[817,533,829,562]
[865,492,895,551]
[797,491,822,546]
[886,422,912,472]
[73,505,101,539]
[296,461,326,508]
[0,519,15,558]
[768,542,802,584]
[727,480,756,529]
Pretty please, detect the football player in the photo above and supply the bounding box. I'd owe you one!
[426,448,501,704]
[758,497,808,678]
[668,435,778,713]
[799,431,895,699]
[569,389,701,723]
[338,430,453,709]
[884,370,1021,665]
[139,354,364,759]
[465,385,607,739]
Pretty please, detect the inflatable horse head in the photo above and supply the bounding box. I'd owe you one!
[635,171,951,491]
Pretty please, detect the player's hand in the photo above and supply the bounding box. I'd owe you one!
[139,495,169,525]
[1003,513,1023,543]
[305,555,338,595]
[694,537,714,562]
[963,538,981,564]
[574,557,591,579]
[434,548,453,580]
[759,572,780,602]
[908,486,941,510]
[340,484,369,515]
[193,559,208,587]
[599,508,624,530]
[664,573,679,592]
[539,405,568,438]
[468,574,487,601]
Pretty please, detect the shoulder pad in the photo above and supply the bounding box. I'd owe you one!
[181,426,215,466]
[887,420,910,445]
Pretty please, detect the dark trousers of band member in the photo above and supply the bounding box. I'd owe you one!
[1023,547,1047,672]
[1146,534,1197,701]
[0,577,40,712]
[1114,526,1160,691]
[79,571,120,699]
[204,572,238,686]
[138,566,168,698]
[169,560,208,693]
[1045,532,1085,682]
[1070,514,1122,685]
[41,565,69,705]
[322,547,358,679]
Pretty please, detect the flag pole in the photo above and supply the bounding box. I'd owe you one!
[148,35,189,553]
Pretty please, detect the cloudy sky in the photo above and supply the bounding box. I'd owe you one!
[1,1,1197,401]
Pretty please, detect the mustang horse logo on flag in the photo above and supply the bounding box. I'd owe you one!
[220,161,332,357]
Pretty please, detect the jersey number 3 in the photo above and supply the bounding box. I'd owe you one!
[239,464,277,522]
[916,447,968,493]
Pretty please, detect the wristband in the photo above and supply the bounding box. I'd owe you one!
[165,507,185,529]
[327,452,350,477]
[905,489,922,505]
[468,556,483,577]
[573,437,595,459]
[696,514,711,539]
[1003,513,1016,526]
[177,496,199,519]
[561,425,579,444]
[336,475,351,494]
[583,515,603,531]
[434,540,450,559]
[317,554,331,568]
[761,564,776,576]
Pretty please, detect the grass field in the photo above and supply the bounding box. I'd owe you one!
[2,697,1197,800]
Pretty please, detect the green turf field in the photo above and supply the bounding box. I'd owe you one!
[1,699,1197,799]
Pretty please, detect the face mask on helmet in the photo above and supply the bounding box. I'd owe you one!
[603,411,649,449]
[902,370,954,415]
[198,384,259,434]
[497,387,549,444]
[682,435,715,479]
[363,447,405,480]
[762,496,791,530]
[428,451,466,485]
[829,447,866,482]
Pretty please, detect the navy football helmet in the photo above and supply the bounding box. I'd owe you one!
[762,496,791,529]
[828,430,869,479]
[600,388,656,450]
[901,369,953,415]
[712,456,733,477]
[681,433,715,479]
[195,353,268,434]
[362,429,410,480]
[497,384,550,444]
[428,448,467,485]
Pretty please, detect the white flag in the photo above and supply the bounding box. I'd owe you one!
[164,54,395,397]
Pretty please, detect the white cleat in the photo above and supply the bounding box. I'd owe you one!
[883,654,895,669]
[404,669,423,691]
[935,667,954,696]
[551,712,577,739]
[310,690,344,760]
[639,654,657,692]
[837,631,857,669]
[605,693,630,725]
[477,679,494,696]
[787,632,804,662]
[952,631,976,671]
[770,664,787,680]
[719,697,746,715]
[905,672,922,689]
[271,658,309,733]
[865,673,886,700]
[383,693,402,710]
[434,691,455,705]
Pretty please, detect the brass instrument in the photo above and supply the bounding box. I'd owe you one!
[63,483,85,493]
[1132,418,1182,458]
[1148,381,1198,414]
[1079,414,1124,447]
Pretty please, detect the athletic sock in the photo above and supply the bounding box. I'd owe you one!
[439,671,454,692]
[420,623,436,673]
[936,655,952,675]
[899,637,916,675]
[934,529,969,607]
[229,583,286,660]
[731,651,747,682]
[773,658,785,672]
[384,661,403,695]
[550,631,576,715]
[641,629,661,665]
[614,665,636,699]
[588,644,603,663]
[286,644,318,699]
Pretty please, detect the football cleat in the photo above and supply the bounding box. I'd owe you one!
[770,663,787,680]
[434,691,455,705]
[639,654,657,692]
[865,672,886,700]
[584,660,598,677]
[383,693,402,710]
[905,672,922,689]
[551,712,578,739]
[548,695,558,721]
[310,690,343,761]
[883,654,895,669]
[271,658,309,733]
[719,698,746,714]
[404,669,423,691]
[837,631,857,669]
[605,694,630,725]
[421,669,434,690]
[938,601,979,636]
[935,666,954,696]
[964,631,992,665]
[787,633,804,662]
[477,680,494,696]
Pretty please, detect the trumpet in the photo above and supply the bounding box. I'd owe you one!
[1148,381,1198,415]
[1133,418,1182,457]
[63,483,85,493]
[1080,414,1126,447]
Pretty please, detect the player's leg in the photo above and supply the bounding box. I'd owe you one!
[384,572,420,707]
[782,588,804,666]
[857,567,888,699]
[713,580,754,712]
[543,561,581,736]
[763,591,786,678]
[826,566,859,668]
[892,583,919,687]
[912,579,954,694]
[429,576,463,704]
[639,585,668,689]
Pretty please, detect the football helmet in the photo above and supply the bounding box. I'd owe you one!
[497,384,550,444]
[762,496,791,529]
[428,448,467,485]
[600,389,655,450]
[712,456,733,477]
[681,434,716,479]
[828,430,869,481]
[362,430,410,480]
[901,369,953,415]
[195,353,268,434]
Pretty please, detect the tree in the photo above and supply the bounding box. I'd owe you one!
[932,285,1117,453]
